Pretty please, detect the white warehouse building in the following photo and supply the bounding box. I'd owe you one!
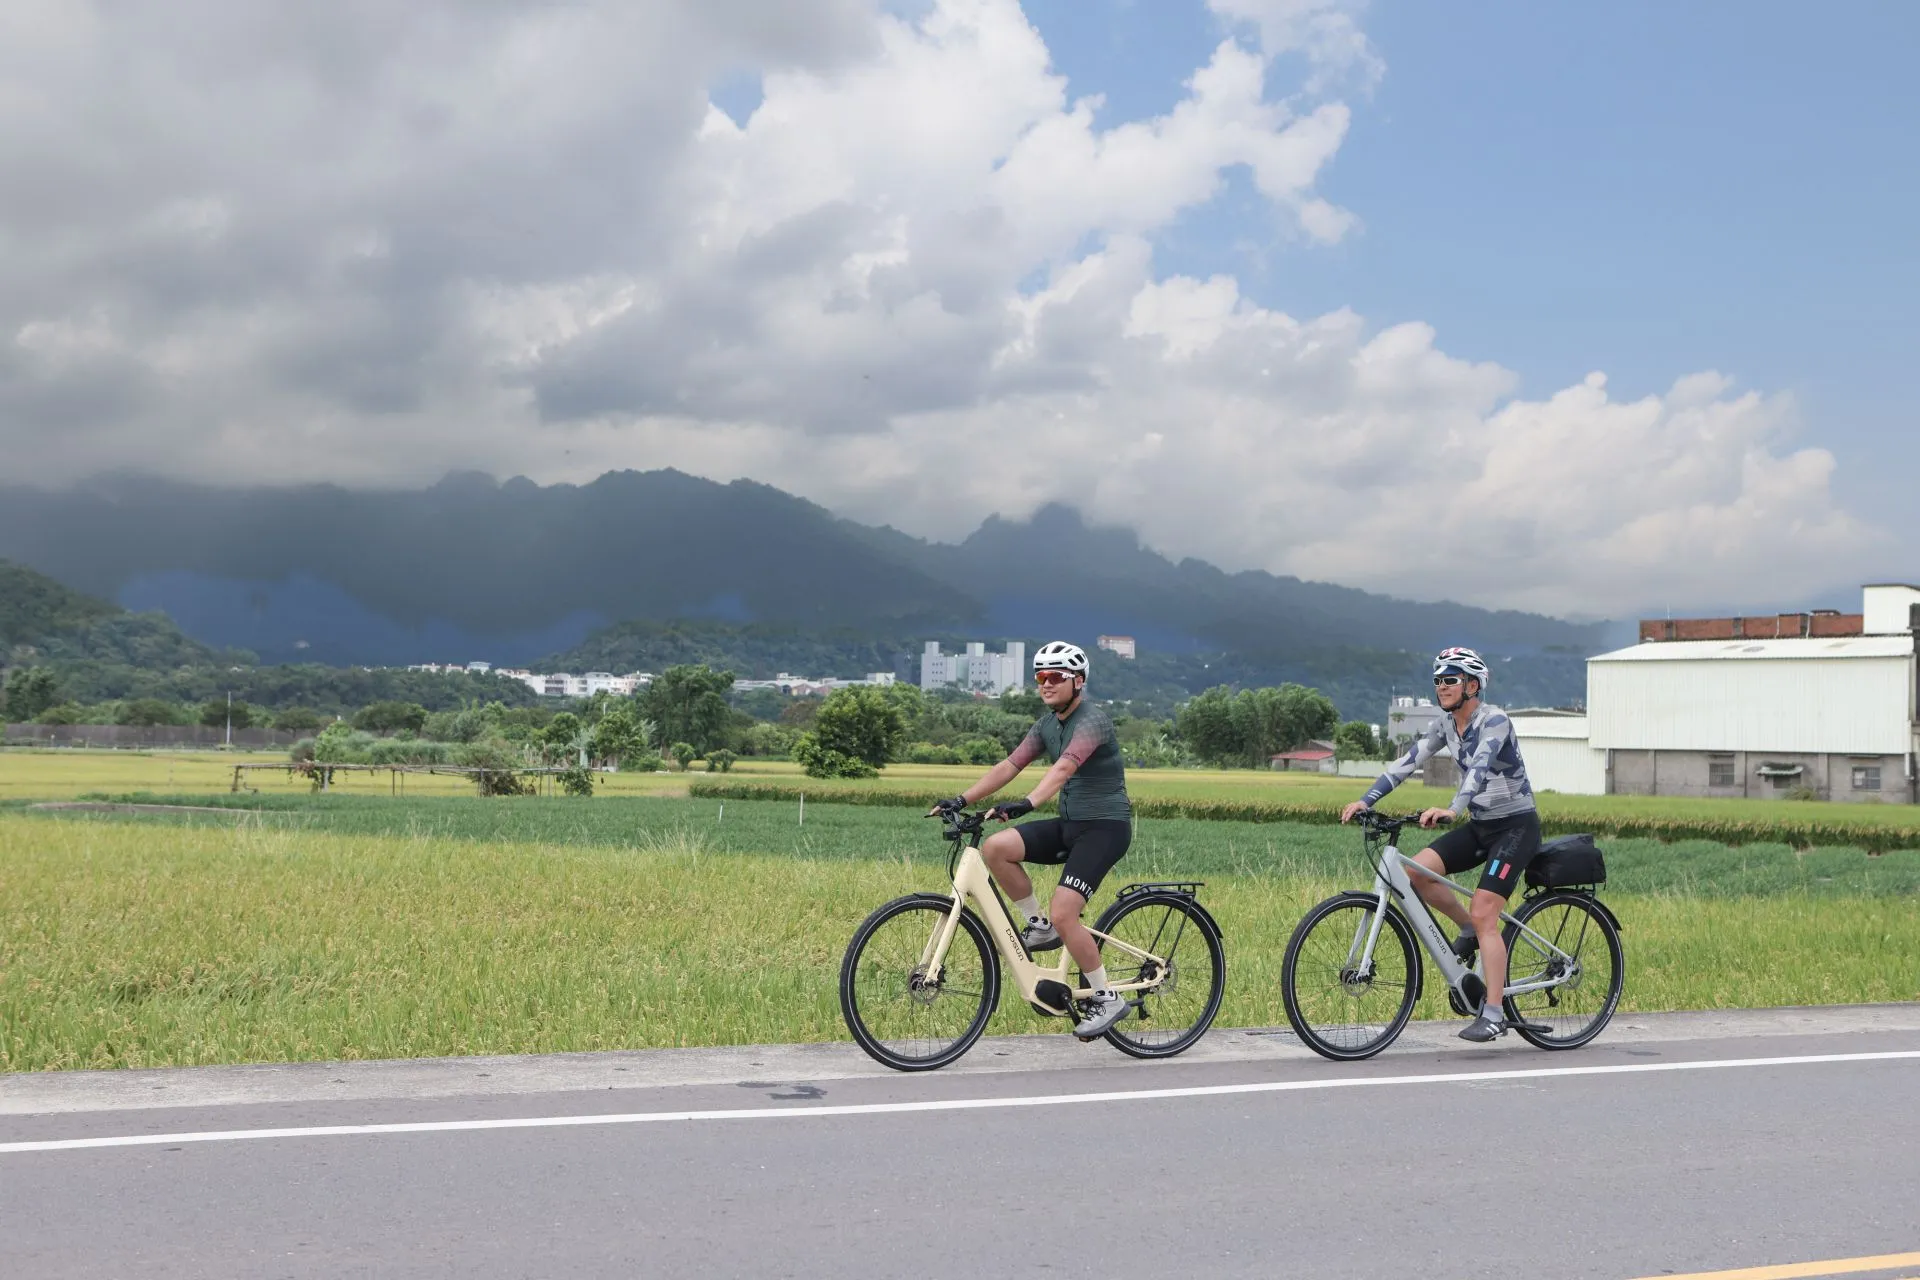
[1518,584,1920,802]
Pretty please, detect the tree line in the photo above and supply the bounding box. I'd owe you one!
[7,657,1395,783]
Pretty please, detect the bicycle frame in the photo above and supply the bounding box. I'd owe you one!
[1357,835,1582,1000]
[922,843,1169,1013]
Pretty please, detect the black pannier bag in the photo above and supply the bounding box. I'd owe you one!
[1526,833,1606,888]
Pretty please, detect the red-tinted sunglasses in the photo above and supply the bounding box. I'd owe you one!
[1034,671,1076,687]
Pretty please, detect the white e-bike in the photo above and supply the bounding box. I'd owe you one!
[1281,809,1624,1061]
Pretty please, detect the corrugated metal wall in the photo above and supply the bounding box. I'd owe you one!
[1511,732,1608,795]
[1588,656,1914,754]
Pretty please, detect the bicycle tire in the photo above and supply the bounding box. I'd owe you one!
[1093,891,1226,1059]
[840,893,1001,1072]
[1282,892,1421,1062]
[1502,891,1623,1050]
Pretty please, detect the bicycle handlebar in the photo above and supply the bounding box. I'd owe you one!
[929,807,987,839]
[1352,809,1448,838]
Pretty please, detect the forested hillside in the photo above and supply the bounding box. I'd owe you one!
[0,472,1612,675]
[0,559,537,717]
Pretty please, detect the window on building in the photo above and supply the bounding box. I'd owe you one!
[1768,772,1794,790]
[1852,764,1883,792]
[1708,757,1736,788]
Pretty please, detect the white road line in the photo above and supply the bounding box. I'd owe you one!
[4,1049,1916,1156]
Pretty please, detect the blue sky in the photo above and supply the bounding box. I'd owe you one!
[1027,0,1920,580]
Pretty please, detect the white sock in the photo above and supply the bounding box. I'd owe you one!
[1087,965,1110,996]
[1481,1003,1504,1024]
[1013,895,1042,924]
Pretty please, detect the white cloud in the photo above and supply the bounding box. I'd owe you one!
[0,0,1878,617]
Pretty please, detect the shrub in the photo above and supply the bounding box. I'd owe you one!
[33,703,81,725]
[621,751,664,773]
[792,732,879,779]
[961,737,1002,766]
[313,725,379,763]
[907,742,963,765]
[558,765,595,796]
[670,741,699,771]
[810,687,908,768]
[456,738,532,796]
[705,748,738,773]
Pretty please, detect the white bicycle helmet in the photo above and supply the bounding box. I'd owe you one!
[1033,641,1089,676]
[1432,646,1490,689]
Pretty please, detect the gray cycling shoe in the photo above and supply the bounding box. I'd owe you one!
[1073,991,1130,1041]
[1451,930,1480,962]
[1021,920,1062,952]
[1458,1013,1507,1043]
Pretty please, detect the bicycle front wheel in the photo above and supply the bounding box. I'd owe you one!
[1502,891,1623,1050]
[1093,891,1225,1059]
[1282,893,1420,1061]
[840,894,1000,1071]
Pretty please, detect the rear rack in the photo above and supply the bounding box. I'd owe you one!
[1116,880,1205,899]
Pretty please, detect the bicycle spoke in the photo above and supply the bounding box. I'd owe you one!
[1097,896,1224,1057]
[1284,899,1418,1059]
[844,901,995,1068]
[1504,895,1621,1048]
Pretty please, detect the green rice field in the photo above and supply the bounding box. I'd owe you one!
[2,748,1915,1073]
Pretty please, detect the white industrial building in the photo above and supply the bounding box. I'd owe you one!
[1512,584,1920,802]
[1509,711,1608,796]
[920,641,1027,696]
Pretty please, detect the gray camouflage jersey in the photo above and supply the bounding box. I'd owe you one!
[1007,699,1131,822]
[1363,702,1535,820]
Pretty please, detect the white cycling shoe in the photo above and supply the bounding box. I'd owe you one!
[1073,991,1130,1041]
[1021,919,1062,952]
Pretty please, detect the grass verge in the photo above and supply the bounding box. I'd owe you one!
[3,813,1915,1072]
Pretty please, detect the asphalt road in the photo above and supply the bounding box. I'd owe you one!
[3,1011,1918,1280]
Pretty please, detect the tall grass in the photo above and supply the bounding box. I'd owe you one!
[3,813,1915,1072]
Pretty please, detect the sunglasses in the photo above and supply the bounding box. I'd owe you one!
[1034,671,1076,687]
[1433,675,1468,687]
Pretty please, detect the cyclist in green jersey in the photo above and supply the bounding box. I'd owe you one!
[930,641,1134,1040]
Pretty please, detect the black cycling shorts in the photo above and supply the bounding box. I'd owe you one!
[1424,811,1543,899]
[1015,817,1132,901]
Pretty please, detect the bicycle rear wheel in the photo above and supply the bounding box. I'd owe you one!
[1093,891,1225,1059]
[840,894,1000,1071]
[1282,893,1421,1061]
[1502,891,1623,1050]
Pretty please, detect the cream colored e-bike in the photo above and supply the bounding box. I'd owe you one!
[839,807,1226,1072]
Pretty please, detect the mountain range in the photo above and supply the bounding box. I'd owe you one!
[0,470,1618,713]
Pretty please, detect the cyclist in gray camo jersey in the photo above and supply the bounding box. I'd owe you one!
[930,641,1134,1041]
[1340,646,1542,1042]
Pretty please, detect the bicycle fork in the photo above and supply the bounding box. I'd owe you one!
[918,892,969,986]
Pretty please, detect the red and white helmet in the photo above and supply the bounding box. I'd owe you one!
[1433,646,1490,689]
[1033,641,1089,676]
